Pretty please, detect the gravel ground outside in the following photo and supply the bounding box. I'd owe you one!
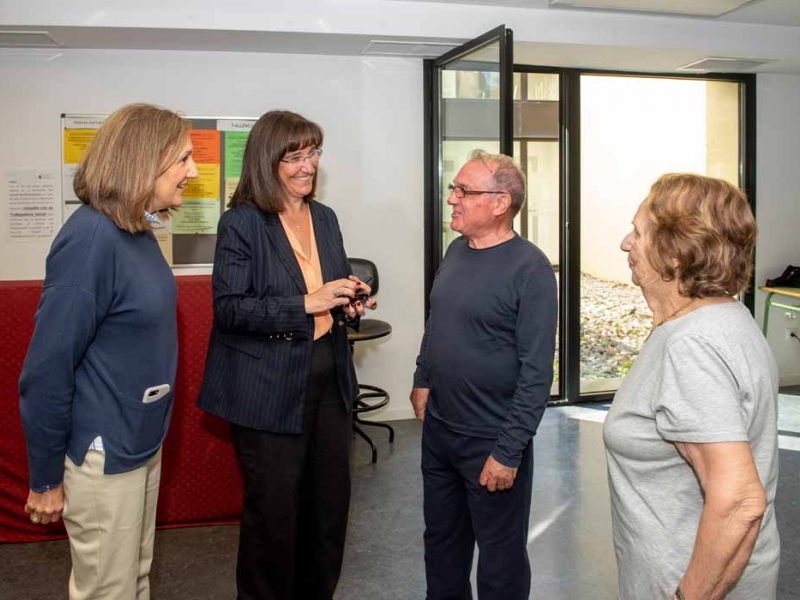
[579,272,652,381]
[547,272,651,388]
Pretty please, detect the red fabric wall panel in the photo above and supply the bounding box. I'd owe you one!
[0,276,243,543]
[0,281,48,543]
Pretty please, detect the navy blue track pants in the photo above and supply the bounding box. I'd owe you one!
[421,415,534,600]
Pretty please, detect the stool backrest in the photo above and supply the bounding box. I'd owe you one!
[348,258,379,296]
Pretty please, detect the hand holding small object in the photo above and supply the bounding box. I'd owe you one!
[343,276,377,320]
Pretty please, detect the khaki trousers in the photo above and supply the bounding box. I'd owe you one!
[62,448,162,600]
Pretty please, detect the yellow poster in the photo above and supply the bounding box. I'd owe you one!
[224,178,240,209]
[63,129,99,164]
[154,228,173,266]
[172,199,220,235]
[183,164,221,199]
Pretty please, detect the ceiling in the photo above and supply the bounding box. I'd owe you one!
[388,0,800,27]
[513,40,800,73]
[2,0,800,74]
[0,27,436,57]
[4,30,796,75]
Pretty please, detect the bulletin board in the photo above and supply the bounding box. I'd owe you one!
[61,114,257,267]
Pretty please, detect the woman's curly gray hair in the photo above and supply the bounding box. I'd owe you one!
[644,173,756,297]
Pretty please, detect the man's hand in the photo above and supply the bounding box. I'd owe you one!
[409,387,430,422]
[479,455,517,493]
[25,485,65,525]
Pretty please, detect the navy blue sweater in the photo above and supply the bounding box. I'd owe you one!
[19,206,178,492]
[414,235,558,468]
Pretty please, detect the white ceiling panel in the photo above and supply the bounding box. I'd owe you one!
[0,25,463,57]
[384,0,551,7]
[548,0,755,17]
[514,39,799,74]
[720,0,800,27]
[386,0,800,27]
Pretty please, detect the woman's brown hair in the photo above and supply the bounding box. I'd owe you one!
[644,173,757,297]
[229,111,323,213]
[73,103,191,233]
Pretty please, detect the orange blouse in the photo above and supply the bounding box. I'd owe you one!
[279,210,333,340]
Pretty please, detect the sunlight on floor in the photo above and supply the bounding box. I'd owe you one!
[553,395,800,452]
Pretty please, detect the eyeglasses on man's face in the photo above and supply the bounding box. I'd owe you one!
[447,183,505,200]
[281,148,323,165]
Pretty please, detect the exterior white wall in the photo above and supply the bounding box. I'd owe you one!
[580,76,707,283]
[0,49,424,420]
[756,74,800,387]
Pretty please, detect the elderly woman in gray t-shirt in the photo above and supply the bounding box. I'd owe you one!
[604,173,779,600]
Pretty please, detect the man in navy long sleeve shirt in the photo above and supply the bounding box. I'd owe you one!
[411,151,557,600]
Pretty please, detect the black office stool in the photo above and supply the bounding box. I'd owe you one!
[348,258,395,463]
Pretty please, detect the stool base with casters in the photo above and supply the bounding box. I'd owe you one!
[353,384,395,464]
[348,318,394,463]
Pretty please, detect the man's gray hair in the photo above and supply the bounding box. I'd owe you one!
[469,149,526,219]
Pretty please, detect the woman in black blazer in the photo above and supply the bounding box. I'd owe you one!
[197,111,375,600]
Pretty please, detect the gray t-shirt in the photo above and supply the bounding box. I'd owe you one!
[603,301,780,599]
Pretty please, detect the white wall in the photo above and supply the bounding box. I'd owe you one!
[756,74,800,387]
[0,49,424,420]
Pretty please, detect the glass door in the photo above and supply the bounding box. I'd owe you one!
[425,34,566,398]
[429,25,513,263]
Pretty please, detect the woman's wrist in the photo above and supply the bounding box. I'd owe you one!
[303,294,319,315]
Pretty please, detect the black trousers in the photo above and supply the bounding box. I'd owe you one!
[231,334,352,600]
[421,415,534,600]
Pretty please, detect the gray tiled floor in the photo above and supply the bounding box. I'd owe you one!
[2,399,799,599]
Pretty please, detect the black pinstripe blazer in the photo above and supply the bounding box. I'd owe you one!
[196,201,358,433]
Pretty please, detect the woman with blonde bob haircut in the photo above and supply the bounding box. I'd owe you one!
[20,103,197,599]
[74,103,194,231]
[604,173,780,600]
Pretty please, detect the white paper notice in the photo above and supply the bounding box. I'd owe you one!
[217,119,255,132]
[6,169,57,239]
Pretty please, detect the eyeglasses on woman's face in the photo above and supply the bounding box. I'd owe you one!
[447,183,504,200]
[281,148,323,166]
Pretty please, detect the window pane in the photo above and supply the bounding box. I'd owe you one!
[527,73,559,101]
[579,75,741,395]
